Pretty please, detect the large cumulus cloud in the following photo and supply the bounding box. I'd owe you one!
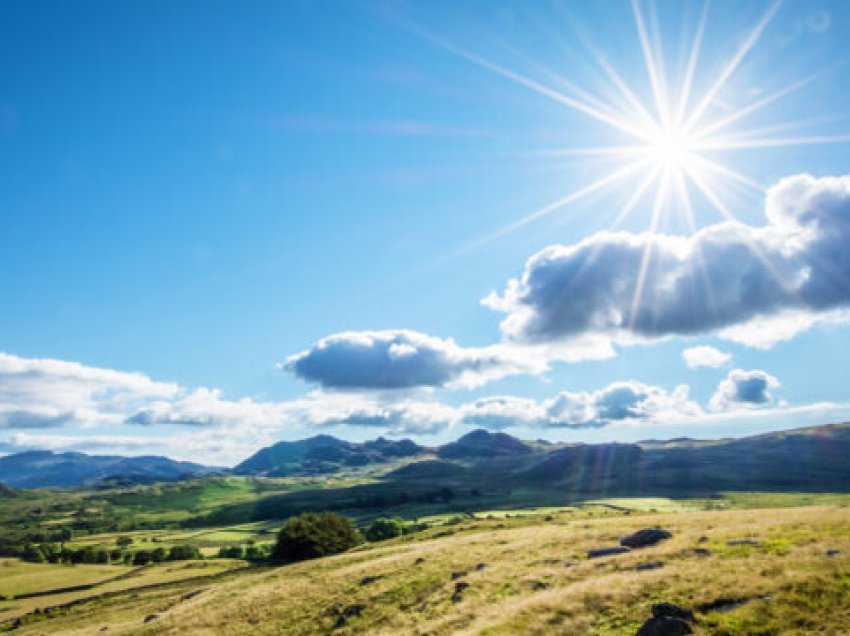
[485,174,850,350]
[284,329,541,390]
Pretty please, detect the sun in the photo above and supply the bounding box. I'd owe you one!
[649,126,694,174]
[417,0,850,245]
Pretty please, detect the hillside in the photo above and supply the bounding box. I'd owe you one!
[232,435,425,476]
[5,504,849,634]
[0,451,217,488]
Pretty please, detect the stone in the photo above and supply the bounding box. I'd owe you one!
[451,570,467,580]
[636,617,693,635]
[143,615,159,623]
[652,603,696,624]
[636,560,664,571]
[587,546,631,558]
[359,576,380,586]
[620,528,672,548]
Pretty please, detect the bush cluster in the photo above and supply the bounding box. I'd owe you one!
[273,512,361,562]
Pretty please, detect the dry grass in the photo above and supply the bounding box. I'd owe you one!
[7,504,846,635]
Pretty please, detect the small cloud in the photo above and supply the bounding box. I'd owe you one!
[682,345,731,369]
[710,369,781,411]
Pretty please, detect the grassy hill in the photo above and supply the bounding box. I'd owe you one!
[3,503,848,634]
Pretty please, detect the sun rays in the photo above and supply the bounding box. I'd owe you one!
[416,0,849,243]
[408,0,850,318]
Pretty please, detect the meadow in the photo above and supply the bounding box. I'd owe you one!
[2,496,848,634]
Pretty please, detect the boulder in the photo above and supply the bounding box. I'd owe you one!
[636,560,664,571]
[621,528,672,548]
[636,603,696,636]
[636,617,692,635]
[587,546,631,559]
[653,603,696,623]
[359,576,380,586]
[451,581,469,603]
[451,570,467,580]
[143,615,159,623]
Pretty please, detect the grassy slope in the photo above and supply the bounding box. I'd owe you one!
[8,504,850,635]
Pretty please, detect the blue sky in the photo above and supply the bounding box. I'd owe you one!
[2,0,850,464]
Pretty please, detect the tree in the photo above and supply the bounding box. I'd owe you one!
[20,543,45,563]
[218,545,244,559]
[364,517,405,542]
[151,547,167,563]
[273,512,361,562]
[132,550,152,566]
[116,536,133,548]
[167,545,201,561]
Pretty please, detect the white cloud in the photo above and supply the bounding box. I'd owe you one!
[460,381,702,430]
[284,329,545,390]
[709,369,781,411]
[0,353,179,429]
[682,345,731,369]
[486,174,850,355]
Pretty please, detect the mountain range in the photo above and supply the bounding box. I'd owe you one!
[2,422,850,493]
[0,450,217,488]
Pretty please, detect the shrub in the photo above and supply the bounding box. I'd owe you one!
[132,550,152,566]
[218,545,244,559]
[365,517,405,542]
[273,512,361,562]
[167,545,202,561]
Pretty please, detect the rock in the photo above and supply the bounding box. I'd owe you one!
[143,614,159,623]
[636,617,693,635]
[414,557,425,565]
[451,581,469,603]
[475,562,486,570]
[343,604,366,618]
[636,603,696,635]
[825,549,841,558]
[636,560,664,571]
[331,603,366,626]
[692,548,712,557]
[359,576,380,586]
[587,546,631,559]
[620,528,672,548]
[697,536,708,543]
[451,570,467,580]
[726,538,759,546]
[652,603,696,624]
[100,628,108,633]
[698,596,771,613]
[532,580,550,590]
[181,589,203,600]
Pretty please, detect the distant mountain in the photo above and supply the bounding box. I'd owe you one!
[232,435,425,476]
[437,429,533,459]
[0,450,217,488]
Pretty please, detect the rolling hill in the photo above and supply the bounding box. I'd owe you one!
[0,450,217,488]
